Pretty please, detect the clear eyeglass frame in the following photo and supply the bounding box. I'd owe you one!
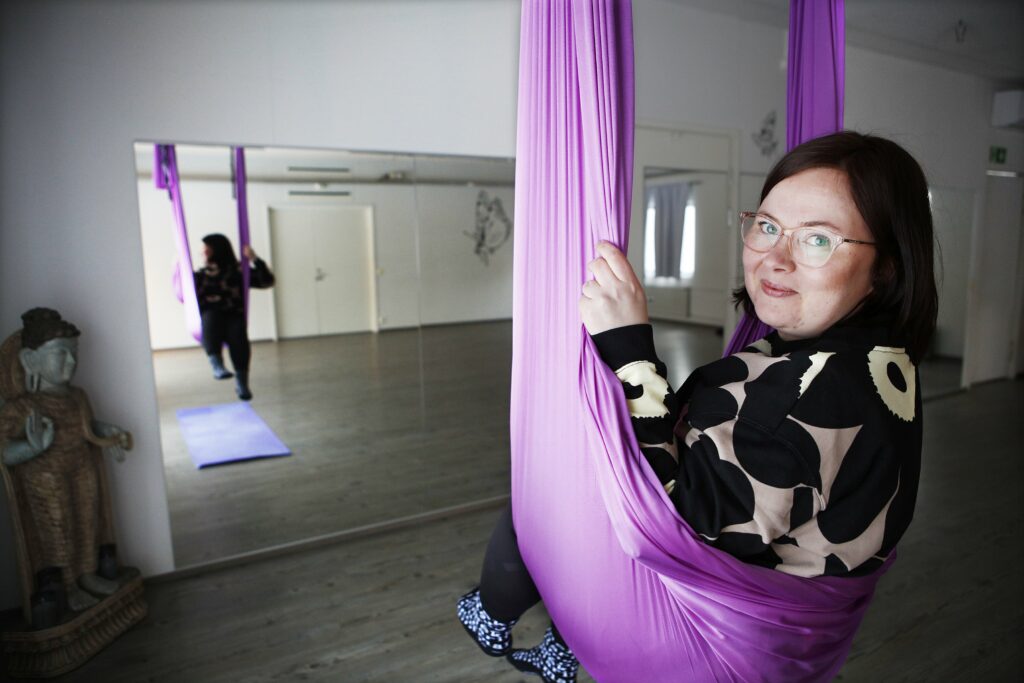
[739,211,876,268]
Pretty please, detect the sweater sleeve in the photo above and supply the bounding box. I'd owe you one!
[591,324,681,493]
[249,258,275,288]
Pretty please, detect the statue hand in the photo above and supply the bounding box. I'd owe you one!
[24,411,55,454]
[94,421,133,459]
[105,444,128,464]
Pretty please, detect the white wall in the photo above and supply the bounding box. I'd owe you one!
[417,185,515,325]
[0,0,1012,611]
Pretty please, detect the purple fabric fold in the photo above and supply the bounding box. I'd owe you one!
[787,0,845,152]
[511,1,879,680]
[724,0,846,356]
[155,144,203,342]
[232,147,252,318]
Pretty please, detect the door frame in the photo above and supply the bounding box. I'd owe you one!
[266,202,380,339]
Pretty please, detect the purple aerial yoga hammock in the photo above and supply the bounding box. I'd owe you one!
[155,144,253,342]
[510,1,883,681]
[232,147,253,316]
[724,0,846,356]
[155,144,203,342]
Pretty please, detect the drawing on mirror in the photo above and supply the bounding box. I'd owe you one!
[752,110,779,157]
[466,190,511,265]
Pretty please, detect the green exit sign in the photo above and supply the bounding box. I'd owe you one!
[989,146,1007,164]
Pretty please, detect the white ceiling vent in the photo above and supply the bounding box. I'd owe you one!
[992,90,1024,129]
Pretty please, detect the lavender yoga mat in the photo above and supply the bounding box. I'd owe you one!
[176,402,290,469]
[510,1,881,680]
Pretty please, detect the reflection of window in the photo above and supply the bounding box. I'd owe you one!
[644,199,657,280]
[644,181,695,284]
[681,200,696,279]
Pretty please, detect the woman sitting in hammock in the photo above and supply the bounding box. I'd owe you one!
[457,131,936,683]
[195,233,275,401]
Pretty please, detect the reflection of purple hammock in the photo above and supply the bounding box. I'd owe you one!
[154,145,253,342]
[510,1,885,681]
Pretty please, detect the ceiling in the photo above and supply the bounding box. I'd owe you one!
[666,0,1024,85]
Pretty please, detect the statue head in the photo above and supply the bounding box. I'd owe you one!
[17,309,80,393]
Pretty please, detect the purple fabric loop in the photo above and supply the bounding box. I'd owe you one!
[155,144,203,342]
[511,1,879,680]
[724,0,846,356]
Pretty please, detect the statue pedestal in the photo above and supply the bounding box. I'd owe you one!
[0,570,147,679]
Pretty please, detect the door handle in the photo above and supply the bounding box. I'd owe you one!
[315,267,326,282]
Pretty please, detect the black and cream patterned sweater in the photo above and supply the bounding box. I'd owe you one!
[194,258,275,315]
[592,323,922,578]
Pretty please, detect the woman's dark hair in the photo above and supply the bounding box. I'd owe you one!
[202,233,239,271]
[734,131,938,363]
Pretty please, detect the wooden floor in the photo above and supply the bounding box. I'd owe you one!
[14,378,1020,682]
[155,322,519,567]
[154,320,724,568]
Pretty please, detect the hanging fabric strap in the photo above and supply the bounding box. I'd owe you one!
[231,147,252,318]
[155,144,203,342]
[724,0,846,355]
[512,1,881,680]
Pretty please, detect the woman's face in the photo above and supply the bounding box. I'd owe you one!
[203,244,214,263]
[743,167,876,340]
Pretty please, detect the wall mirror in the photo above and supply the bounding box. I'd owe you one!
[631,127,735,390]
[133,143,515,568]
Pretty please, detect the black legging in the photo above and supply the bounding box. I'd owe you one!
[201,310,250,375]
[479,503,566,645]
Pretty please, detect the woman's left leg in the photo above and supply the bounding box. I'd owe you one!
[458,503,580,681]
[222,313,252,400]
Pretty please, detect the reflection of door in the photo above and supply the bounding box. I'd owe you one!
[270,206,377,338]
[965,176,1024,384]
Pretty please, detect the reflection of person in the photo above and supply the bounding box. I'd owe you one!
[195,234,275,400]
[0,308,133,615]
[458,132,937,682]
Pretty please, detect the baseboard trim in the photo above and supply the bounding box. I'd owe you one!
[149,494,510,583]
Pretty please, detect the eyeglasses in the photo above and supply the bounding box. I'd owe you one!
[739,211,876,268]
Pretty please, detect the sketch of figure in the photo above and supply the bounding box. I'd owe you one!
[465,190,512,265]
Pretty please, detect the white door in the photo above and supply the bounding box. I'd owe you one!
[311,207,376,335]
[964,176,1024,384]
[270,206,377,339]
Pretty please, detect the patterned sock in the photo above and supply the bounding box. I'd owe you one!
[456,587,516,657]
[507,626,579,683]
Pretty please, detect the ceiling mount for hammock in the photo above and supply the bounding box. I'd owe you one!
[510,1,881,681]
[154,144,253,343]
